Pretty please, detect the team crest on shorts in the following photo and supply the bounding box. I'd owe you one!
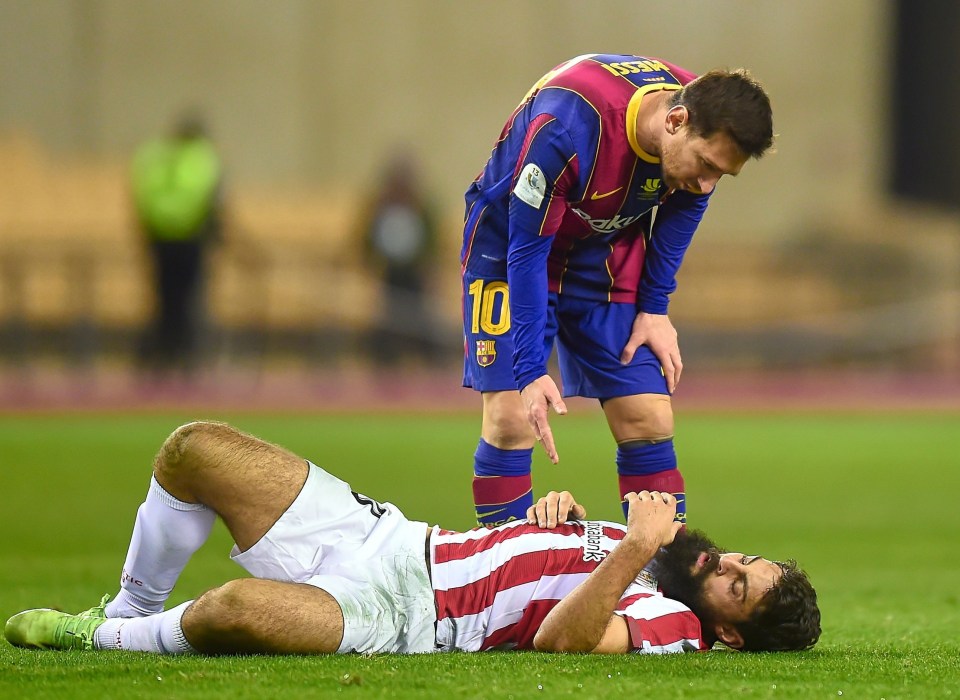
[476,340,497,367]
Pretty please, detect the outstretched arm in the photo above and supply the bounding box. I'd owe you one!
[507,119,578,464]
[626,191,709,393]
[533,491,681,653]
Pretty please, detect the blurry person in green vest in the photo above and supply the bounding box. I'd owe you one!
[132,112,223,377]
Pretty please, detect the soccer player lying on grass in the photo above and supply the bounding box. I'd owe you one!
[5,421,820,655]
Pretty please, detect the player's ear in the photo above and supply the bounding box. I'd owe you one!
[714,622,744,650]
[666,105,688,134]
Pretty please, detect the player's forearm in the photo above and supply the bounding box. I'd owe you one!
[506,237,552,388]
[638,194,706,314]
[637,243,686,314]
[533,534,658,653]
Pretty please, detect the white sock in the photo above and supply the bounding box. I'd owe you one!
[95,601,196,653]
[105,476,216,618]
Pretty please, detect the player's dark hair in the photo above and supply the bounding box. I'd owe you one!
[671,69,774,159]
[737,560,821,652]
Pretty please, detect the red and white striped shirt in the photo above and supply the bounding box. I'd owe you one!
[430,520,707,654]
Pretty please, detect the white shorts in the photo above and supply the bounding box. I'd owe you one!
[230,462,437,654]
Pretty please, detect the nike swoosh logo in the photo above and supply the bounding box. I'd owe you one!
[590,187,623,200]
[476,507,507,519]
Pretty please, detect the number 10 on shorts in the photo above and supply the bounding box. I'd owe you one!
[468,279,511,335]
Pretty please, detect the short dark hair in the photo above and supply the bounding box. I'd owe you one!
[671,68,774,159]
[737,560,821,652]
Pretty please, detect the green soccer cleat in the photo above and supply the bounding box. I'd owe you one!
[5,607,107,651]
[77,594,111,620]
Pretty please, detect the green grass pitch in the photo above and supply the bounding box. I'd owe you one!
[1,410,958,699]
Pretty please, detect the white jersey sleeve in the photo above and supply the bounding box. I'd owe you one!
[615,583,708,654]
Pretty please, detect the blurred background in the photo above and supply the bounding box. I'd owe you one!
[1,0,958,411]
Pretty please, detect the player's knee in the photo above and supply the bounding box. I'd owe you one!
[641,404,674,440]
[611,396,674,441]
[483,412,533,449]
[154,420,232,479]
[481,394,534,448]
[189,581,253,632]
[204,579,252,616]
[181,581,255,653]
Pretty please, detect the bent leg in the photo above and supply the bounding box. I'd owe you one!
[473,392,535,526]
[154,420,309,551]
[107,421,310,618]
[603,394,686,523]
[183,579,344,655]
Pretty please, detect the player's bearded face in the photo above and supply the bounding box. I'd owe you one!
[659,130,747,195]
[654,529,725,623]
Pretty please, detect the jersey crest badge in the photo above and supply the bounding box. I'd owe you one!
[476,340,497,367]
[634,569,658,590]
[513,163,546,209]
[639,178,661,199]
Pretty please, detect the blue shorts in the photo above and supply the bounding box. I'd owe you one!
[461,275,668,399]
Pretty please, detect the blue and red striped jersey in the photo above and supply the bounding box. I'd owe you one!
[461,54,711,388]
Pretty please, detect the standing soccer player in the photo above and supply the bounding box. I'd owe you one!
[461,54,774,525]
